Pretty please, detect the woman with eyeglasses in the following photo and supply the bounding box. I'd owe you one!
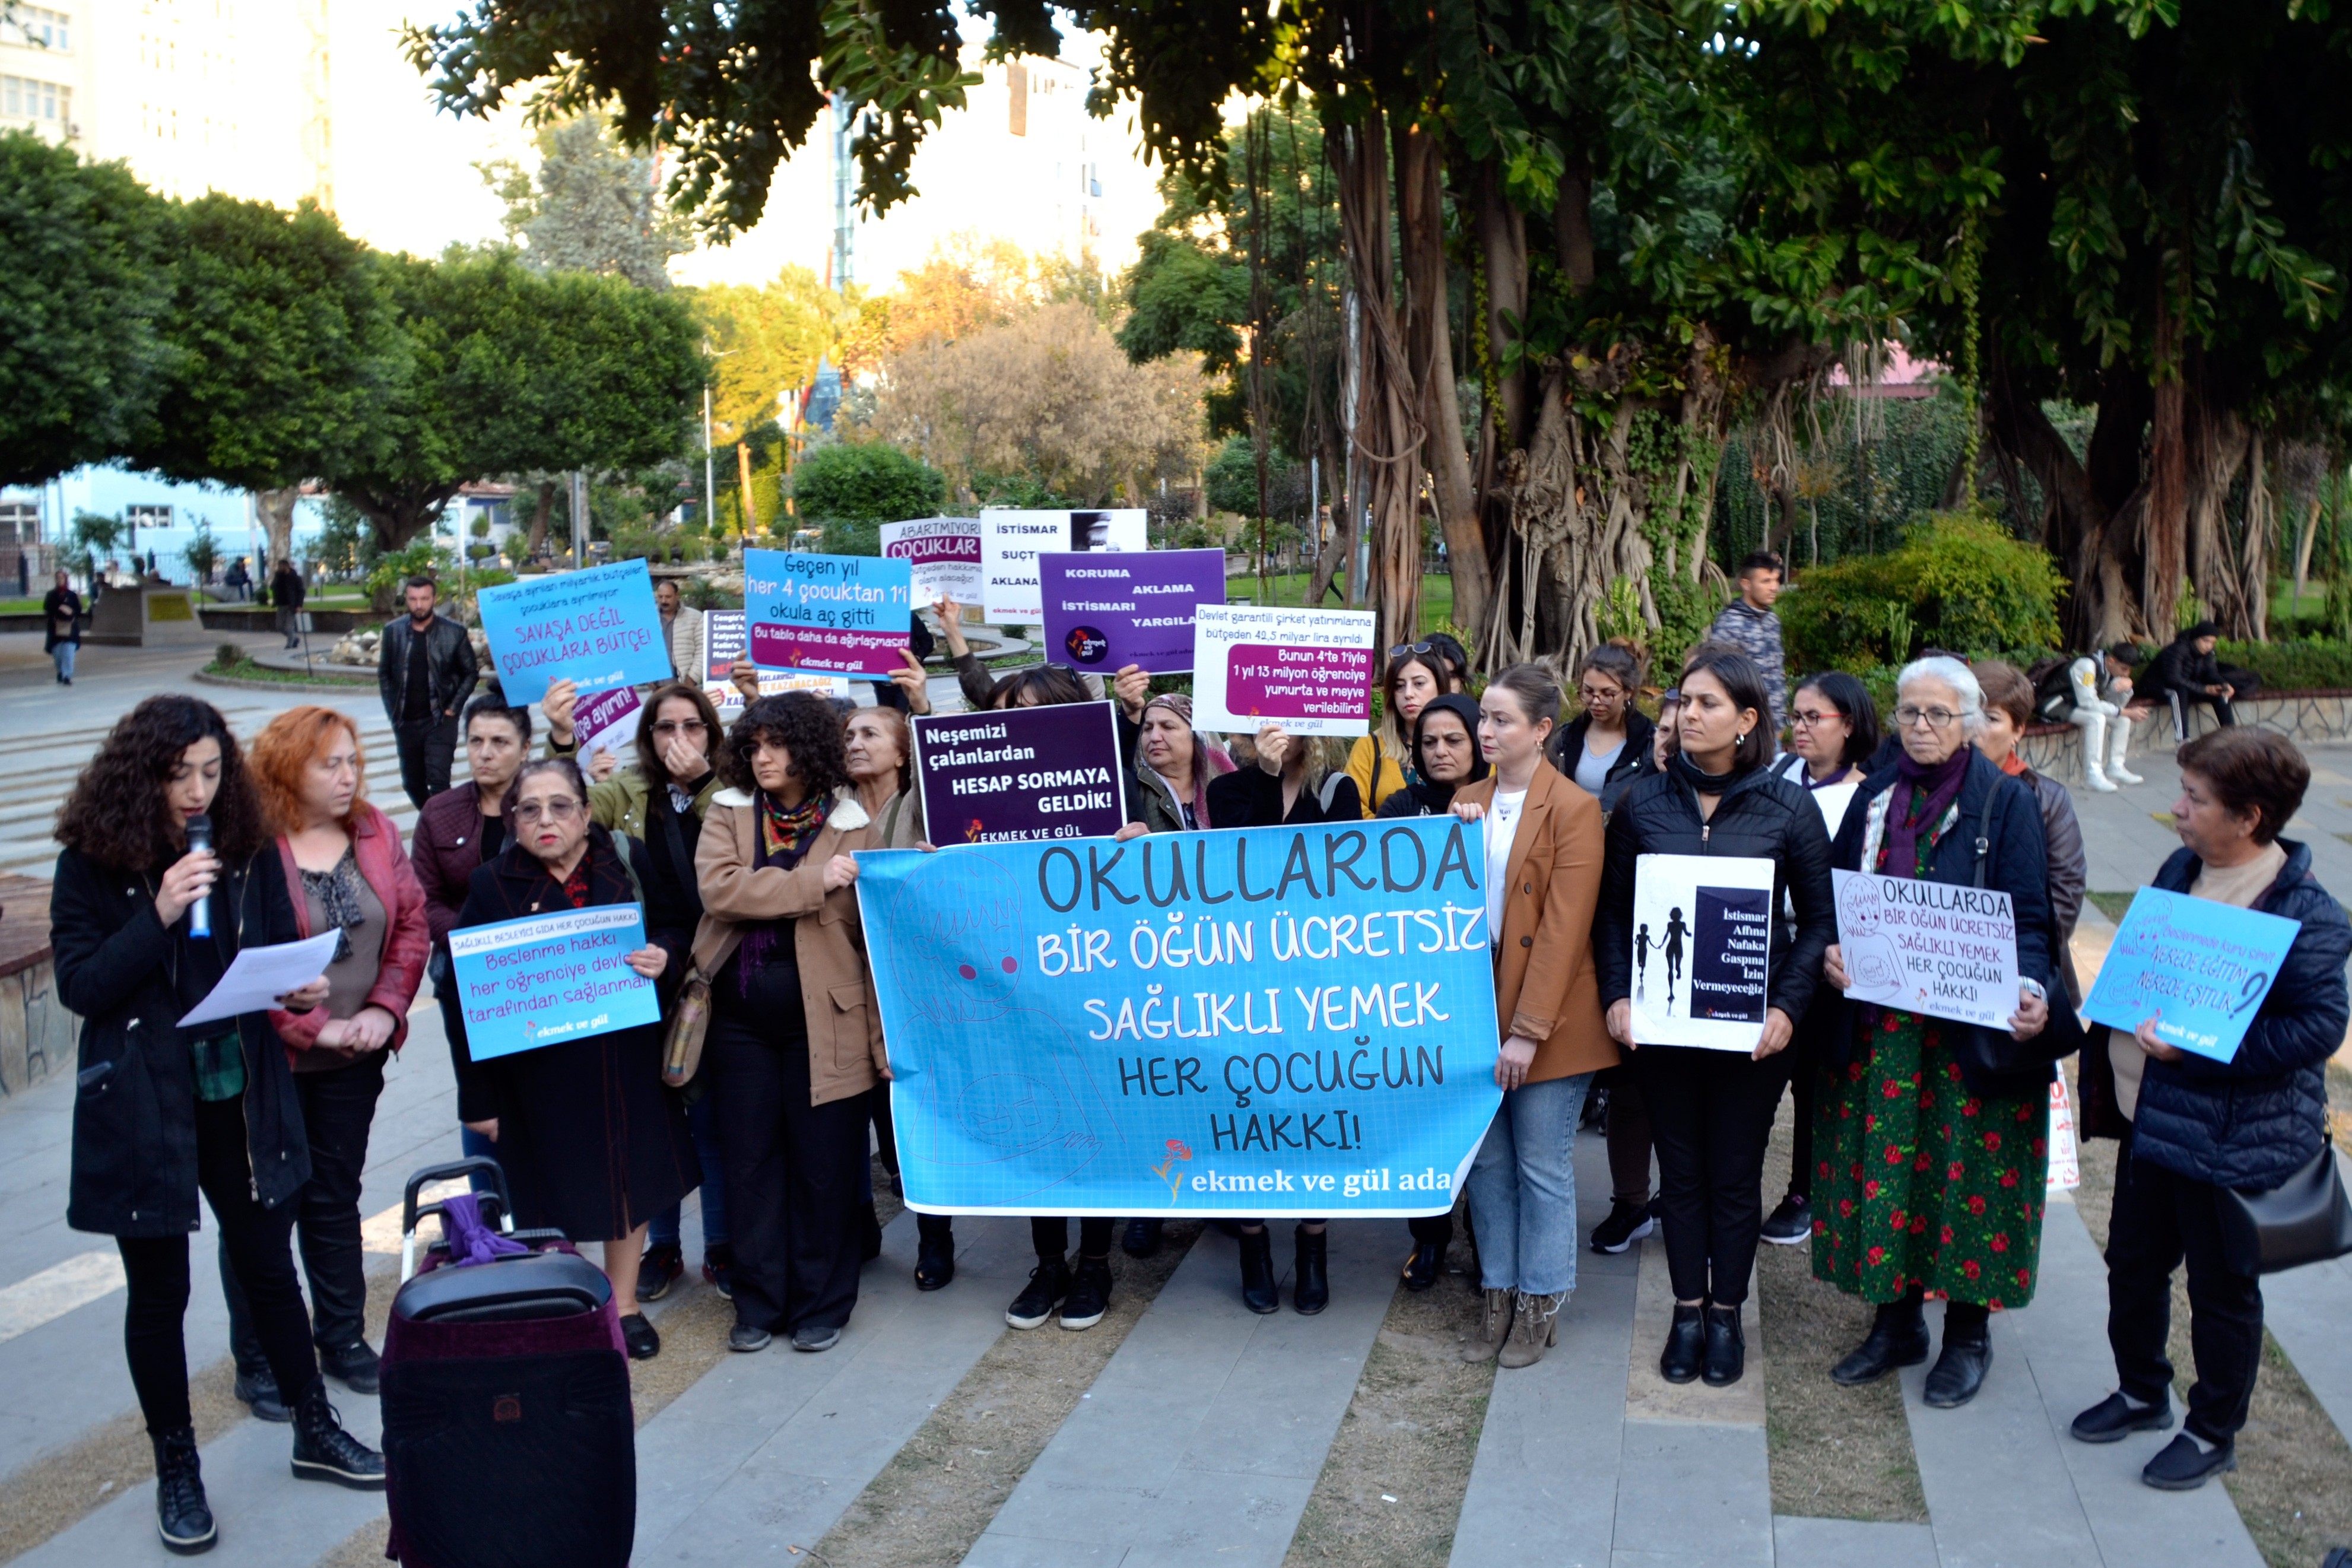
[542,678,737,1304]
[452,758,696,1362]
[1816,656,2067,1411]
[1596,648,1837,1388]
[1376,694,1490,1288]
[1758,671,1883,1248]
[1547,644,1655,811]
[1346,640,1467,815]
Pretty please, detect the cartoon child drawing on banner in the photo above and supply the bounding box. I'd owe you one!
[1635,922,1653,1001]
[1837,875,1908,1004]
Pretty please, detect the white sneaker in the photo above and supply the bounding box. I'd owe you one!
[2084,769,2119,793]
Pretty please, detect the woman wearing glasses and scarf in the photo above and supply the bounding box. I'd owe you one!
[1345,638,1469,815]
[1816,656,2067,1411]
[452,758,696,1361]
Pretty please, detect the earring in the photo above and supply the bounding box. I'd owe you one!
[1735,731,1748,744]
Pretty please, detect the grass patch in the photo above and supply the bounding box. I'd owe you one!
[2071,1059,2352,1568]
[2087,891,2138,923]
[1757,1091,1931,1522]
[202,652,373,687]
[1284,1215,1491,1567]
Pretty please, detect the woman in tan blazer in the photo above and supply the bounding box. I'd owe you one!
[693,693,885,1355]
[1450,663,1617,1369]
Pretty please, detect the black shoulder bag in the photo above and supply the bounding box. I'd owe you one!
[2217,1144,2352,1276]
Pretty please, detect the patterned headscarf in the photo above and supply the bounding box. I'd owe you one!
[1139,694,1234,825]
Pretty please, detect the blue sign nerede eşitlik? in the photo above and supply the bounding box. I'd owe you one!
[856,817,1504,1218]
[477,558,672,694]
[2081,887,2302,1062]
[448,906,662,1060]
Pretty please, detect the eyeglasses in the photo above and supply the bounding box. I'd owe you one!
[513,798,584,824]
[1791,707,1845,729]
[650,719,707,737]
[1577,684,1623,705]
[1893,704,1961,730]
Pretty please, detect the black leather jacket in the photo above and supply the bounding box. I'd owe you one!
[1595,763,1837,1024]
[377,612,481,726]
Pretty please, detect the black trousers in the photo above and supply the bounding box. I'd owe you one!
[224,1052,386,1370]
[1601,1067,1655,1207]
[1032,1216,1115,1258]
[393,715,459,810]
[1779,1048,1815,1201]
[119,1096,319,1435]
[1633,1044,1789,1306]
[707,1012,867,1334]
[2106,1132,2267,1443]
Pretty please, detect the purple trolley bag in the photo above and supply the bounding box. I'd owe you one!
[380,1158,635,1568]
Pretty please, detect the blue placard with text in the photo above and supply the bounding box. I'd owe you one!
[855,818,1504,1217]
[447,905,661,1060]
[2081,887,2302,1062]
[477,559,671,694]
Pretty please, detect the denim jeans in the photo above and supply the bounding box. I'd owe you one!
[1467,1071,1595,1296]
[648,1093,730,1252]
[51,641,74,680]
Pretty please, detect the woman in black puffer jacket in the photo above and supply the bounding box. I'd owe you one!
[2072,728,2351,1493]
[1595,647,1836,1390]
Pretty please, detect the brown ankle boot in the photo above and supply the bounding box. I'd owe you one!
[1462,1288,1513,1363]
[1498,1290,1566,1369]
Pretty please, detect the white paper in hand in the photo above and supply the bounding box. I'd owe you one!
[177,930,342,1029]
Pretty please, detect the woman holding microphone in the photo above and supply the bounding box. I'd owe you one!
[53,696,383,1555]
[1596,647,1836,1389]
[1449,664,1616,1369]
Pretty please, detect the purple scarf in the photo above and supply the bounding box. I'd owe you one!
[1883,747,1970,877]
[441,1193,530,1267]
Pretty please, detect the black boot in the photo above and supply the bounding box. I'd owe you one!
[1238,1229,1279,1314]
[914,1213,956,1291]
[1702,1303,1745,1386]
[233,1363,290,1423]
[1924,1306,1993,1409]
[151,1427,216,1555]
[1400,1236,1445,1291]
[1121,1217,1163,1258]
[290,1377,386,1490]
[1292,1227,1329,1315]
[1832,1296,1930,1386]
[1661,1303,1705,1383]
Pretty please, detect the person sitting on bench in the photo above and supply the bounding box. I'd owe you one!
[2147,621,2261,731]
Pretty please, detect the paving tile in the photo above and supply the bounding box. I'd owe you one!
[1608,1422,1773,1564]
[1772,1514,1940,1568]
[960,1532,1131,1567]
[1623,1229,1765,1426]
[2261,1252,2352,1451]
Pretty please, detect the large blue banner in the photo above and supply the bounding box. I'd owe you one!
[858,818,1503,1217]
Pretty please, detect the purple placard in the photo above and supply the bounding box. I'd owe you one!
[747,623,908,677]
[1039,549,1227,674]
[911,702,1126,845]
[1223,643,1377,723]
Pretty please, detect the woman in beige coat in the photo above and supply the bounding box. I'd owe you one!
[693,693,885,1354]
[1450,663,1618,1369]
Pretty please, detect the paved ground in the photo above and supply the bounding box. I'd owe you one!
[0,637,2346,1565]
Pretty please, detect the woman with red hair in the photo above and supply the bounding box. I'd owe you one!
[226,706,427,1415]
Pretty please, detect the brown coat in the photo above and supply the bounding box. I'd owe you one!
[690,788,887,1106]
[1452,766,1618,1083]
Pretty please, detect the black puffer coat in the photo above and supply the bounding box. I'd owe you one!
[1829,748,2072,1097]
[2082,840,2350,1189]
[55,846,313,1237]
[1595,763,1837,1023]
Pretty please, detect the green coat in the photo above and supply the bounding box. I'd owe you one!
[546,732,722,839]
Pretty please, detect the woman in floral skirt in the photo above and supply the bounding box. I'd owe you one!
[1815,656,2072,1410]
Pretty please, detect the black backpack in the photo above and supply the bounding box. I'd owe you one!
[2028,656,2078,723]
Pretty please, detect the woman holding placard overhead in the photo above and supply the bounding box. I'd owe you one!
[53,696,381,1554]
[452,757,693,1362]
[1815,656,2065,1410]
[1446,664,1615,1369]
[1596,647,1836,1389]
[2071,728,2350,1491]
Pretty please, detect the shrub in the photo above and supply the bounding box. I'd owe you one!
[1780,509,2065,672]
[791,443,948,535]
[363,541,453,611]
[2218,637,2352,692]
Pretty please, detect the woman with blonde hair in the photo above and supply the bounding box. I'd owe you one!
[230,706,427,1411]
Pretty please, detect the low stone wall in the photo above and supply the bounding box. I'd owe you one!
[0,877,71,1099]
[2018,690,2352,777]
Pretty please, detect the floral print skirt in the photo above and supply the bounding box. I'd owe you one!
[1810,1008,2048,1309]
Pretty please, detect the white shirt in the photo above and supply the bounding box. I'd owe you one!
[1485,789,1528,945]
[1778,754,1861,840]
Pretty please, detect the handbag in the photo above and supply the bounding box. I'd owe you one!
[662,964,711,1087]
[2216,1142,2352,1277]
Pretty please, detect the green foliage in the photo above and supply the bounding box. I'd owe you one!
[69,510,123,558]
[2215,638,2352,693]
[313,496,370,576]
[478,112,690,290]
[363,539,453,611]
[181,523,221,588]
[1780,510,2065,671]
[970,469,1083,510]
[790,442,947,525]
[0,132,176,487]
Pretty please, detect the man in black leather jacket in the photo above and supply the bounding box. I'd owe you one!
[376,575,480,808]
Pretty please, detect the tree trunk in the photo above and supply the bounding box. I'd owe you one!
[1473,160,1530,456]
[526,477,557,558]
[2238,428,2272,643]
[2144,288,2188,636]
[1988,351,2153,648]
[1331,111,1425,652]
[2185,400,2252,636]
[257,485,302,573]
[1394,119,1488,646]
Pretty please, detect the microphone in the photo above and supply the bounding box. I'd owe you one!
[186,814,213,938]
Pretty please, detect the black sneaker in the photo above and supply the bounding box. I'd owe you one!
[290,1382,385,1491]
[2142,1432,2236,1491]
[620,1313,661,1360]
[639,1241,686,1302]
[319,1340,381,1396]
[1760,1195,1811,1246]
[703,1244,735,1300]
[1591,1200,1656,1254]
[791,1323,842,1353]
[151,1427,216,1555]
[1060,1255,1113,1330]
[1007,1258,1069,1329]
[234,1366,290,1423]
[728,1322,772,1353]
[2071,1391,2173,1444]
[1121,1217,1163,1258]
